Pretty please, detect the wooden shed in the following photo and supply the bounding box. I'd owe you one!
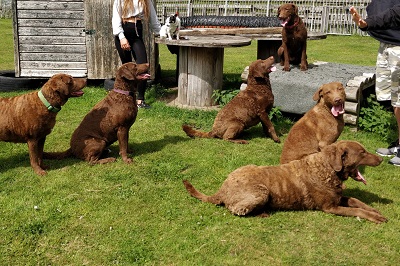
[11,0,158,79]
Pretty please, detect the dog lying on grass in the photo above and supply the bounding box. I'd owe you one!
[183,140,386,223]
[182,57,280,144]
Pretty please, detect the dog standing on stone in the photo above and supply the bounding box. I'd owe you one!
[160,13,180,40]
[182,57,280,144]
[43,63,150,164]
[277,3,308,71]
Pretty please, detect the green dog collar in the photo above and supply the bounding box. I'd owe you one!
[38,90,61,113]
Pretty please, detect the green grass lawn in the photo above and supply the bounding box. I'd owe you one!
[1,18,399,265]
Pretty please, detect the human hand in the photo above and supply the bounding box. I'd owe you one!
[349,6,368,29]
[120,38,131,51]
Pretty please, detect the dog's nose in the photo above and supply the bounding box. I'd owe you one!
[334,98,343,104]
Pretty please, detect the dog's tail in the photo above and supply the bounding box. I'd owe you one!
[182,180,223,205]
[182,124,213,139]
[43,148,73,160]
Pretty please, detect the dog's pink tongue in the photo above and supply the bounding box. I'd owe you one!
[269,66,277,72]
[331,104,345,117]
[280,17,290,27]
[355,170,367,185]
[138,73,151,79]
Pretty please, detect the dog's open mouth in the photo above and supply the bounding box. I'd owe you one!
[331,104,345,117]
[268,65,277,73]
[70,90,84,97]
[339,167,367,185]
[351,169,367,185]
[137,73,151,80]
[279,17,291,27]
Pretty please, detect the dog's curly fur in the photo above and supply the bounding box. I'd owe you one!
[182,57,280,144]
[0,74,86,175]
[277,3,308,71]
[184,140,386,223]
[43,63,149,164]
[280,82,346,164]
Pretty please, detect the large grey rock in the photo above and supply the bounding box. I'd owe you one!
[268,62,375,114]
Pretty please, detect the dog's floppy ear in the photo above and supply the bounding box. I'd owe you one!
[121,63,136,80]
[327,143,344,172]
[292,4,298,15]
[312,85,323,101]
[251,60,265,78]
[54,74,73,96]
[60,74,73,85]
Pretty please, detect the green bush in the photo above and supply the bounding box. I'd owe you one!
[358,94,397,141]
[212,88,240,106]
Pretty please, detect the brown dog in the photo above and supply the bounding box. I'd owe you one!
[280,82,346,164]
[183,141,386,223]
[43,62,150,164]
[277,3,308,71]
[0,74,86,175]
[182,57,280,144]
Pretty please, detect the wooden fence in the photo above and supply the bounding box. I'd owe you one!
[156,0,371,35]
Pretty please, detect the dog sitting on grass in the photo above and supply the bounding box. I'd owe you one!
[182,57,280,144]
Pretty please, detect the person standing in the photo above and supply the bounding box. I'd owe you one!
[112,0,161,108]
[350,2,400,166]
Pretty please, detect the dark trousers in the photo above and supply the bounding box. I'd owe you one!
[114,21,148,100]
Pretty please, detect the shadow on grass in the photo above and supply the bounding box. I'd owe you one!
[108,134,188,157]
[0,135,189,174]
[0,152,32,173]
[344,188,393,205]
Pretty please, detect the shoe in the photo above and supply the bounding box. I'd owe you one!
[389,153,400,166]
[376,139,399,157]
[137,101,151,109]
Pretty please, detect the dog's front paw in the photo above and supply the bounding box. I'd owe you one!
[273,137,281,143]
[300,65,308,71]
[283,65,291,71]
[35,168,47,176]
[123,158,133,164]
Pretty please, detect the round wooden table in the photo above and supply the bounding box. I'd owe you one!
[155,35,251,108]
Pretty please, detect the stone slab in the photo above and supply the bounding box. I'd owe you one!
[268,62,375,114]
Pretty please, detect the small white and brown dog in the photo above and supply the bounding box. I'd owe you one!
[160,13,180,40]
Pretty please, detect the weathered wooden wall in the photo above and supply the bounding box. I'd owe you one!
[13,0,87,78]
[12,0,156,79]
[84,0,120,79]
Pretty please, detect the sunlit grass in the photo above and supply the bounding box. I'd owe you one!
[1,18,399,265]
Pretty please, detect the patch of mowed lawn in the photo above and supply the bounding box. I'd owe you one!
[1,18,400,265]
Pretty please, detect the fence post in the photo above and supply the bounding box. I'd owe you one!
[321,6,329,33]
